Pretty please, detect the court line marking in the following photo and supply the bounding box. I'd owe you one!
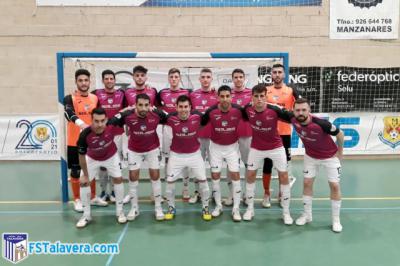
[105,223,128,266]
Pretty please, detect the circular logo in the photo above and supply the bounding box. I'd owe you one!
[348,0,383,8]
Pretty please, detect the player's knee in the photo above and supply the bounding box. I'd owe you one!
[329,182,340,192]
[303,178,314,187]
[70,167,81,178]
[113,177,123,184]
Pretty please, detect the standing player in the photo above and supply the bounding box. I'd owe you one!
[92,69,126,202]
[188,68,218,204]
[76,108,126,228]
[108,94,165,221]
[164,95,211,221]
[291,98,344,233]
[223,68,253,206]
[125,65,157,106]
[262,64,300,208]
[157,68,192,200]
[63,69,107,212]
[241,84,293,224]
[202,85,243,222]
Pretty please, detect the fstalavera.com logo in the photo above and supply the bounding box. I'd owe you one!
[348,0,383,8]
[2,233,29,264]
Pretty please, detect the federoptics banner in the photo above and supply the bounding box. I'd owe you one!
[0,115,60,160]
[330,0,399,39]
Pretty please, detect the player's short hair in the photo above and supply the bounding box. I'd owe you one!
[218,85,231,95]
[136,93,150,103]
[232,68,245,77]
[133,65,148,74]
[252,84,267,95]
[294,97,310,106]
[176,95,191,106]
[200,68,212,75]
[101,69,115,79]
[75,69,90,80]
[272,63,285,70]
[168,68,181,76]
[91,107,106,117]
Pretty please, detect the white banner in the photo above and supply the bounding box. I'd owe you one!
[0,115,60,160]
[36,0,147,6]
[330,0,399,39]
[291,113,400,155]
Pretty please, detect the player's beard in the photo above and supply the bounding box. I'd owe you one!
[138,110,148,117]
[295,115,307,123]
[78,85,89,93]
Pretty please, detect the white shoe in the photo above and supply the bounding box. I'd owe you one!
[117,213,127,224]
[123,195,131,204]
[109,191,116,203]
[332,217,342,233]
[243,208,254,221]
[73,199,83,212]
[211,205,223,217]
[76,216,92,228]
[155,207,165,221]
[295,213,312,226]
[127,207,139,221]
[182,189,190,201]
[90,196,108,207]
[222,197,233,206]
[188,191,201,204]
[232,208,242,222]
[261,196,271,208]
[283,212,293,225]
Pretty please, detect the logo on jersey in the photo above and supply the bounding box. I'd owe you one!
[171,98,176,104]
[84,104,91,111]
[201,100,208,105]
[221,120,228,127]
[140,125,147,131]
[256,120,262,126]
[301,130,307,137]
[99,140,106,146]
[182,127,189,134]
[378,116,400,148]
[272,95,279,101]
[236,99,242,105]
[107,98,113,104]
[2,233,29,264]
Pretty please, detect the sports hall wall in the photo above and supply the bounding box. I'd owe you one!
[1,0,400,114]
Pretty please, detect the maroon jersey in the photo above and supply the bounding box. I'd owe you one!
[291,115,339,159]
[125,86,157,107]
[231,88,252,137]
[190,89,218,138]
[165,111,202,154]
[109,109,167,153]
[92,89,125,135]
[201,104,243,145]
[243,104,290,151]
[78,126,117,161]
[157,88,191,114]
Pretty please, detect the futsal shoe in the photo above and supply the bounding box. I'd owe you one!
[73,199,83,212]
[117,213,127,224]
[100,191,108,202]
[282,212,294,225]
[90,196,108,207]
[202,206,212,221]
[243,208,254,221]
[127,207,139,221]
[109,191,116,203]
[232,208,242,222]
[123,194,131,204]
[332,217,343,233]
[211,205,223,217]
[295,213,312,226]
[188,191,201,204]
[76,216,92,228]
[182,189,190,202]
[222,197,233,206]
[164,206,176,220]
[155,207,165,221]
[261,195,271,208]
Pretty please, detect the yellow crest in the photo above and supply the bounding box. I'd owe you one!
[379,116,400,148]
[35,127,49,143]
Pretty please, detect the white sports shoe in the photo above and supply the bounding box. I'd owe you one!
[123,195,131,204]
[232,208,242,222]
[243,208,254,221]
[332,217,343,233]
[155,207,165,221]
[283,212,294,225]
[117,213,127,224]
[76,216,92,228]
[261,195,271,208]
[188,191,201,204]
[127,207,139,221]
[211,205,223,217]
[222,197,233,206]
[295,213,312,226]
[90,196,108,207]
[73,199,83,212]
[109,191,116,203]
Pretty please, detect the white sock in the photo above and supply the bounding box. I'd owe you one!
[303,195,313,217]
[331,200,341,219]
[114,183,124,215]
[199,181,210,209]
[194,180,200,193]
[151,179,162,208]
[211,179,222,207]
[226,174,233,199]
[280,184,291,214]
[128,181,139,209]
[99,170,108,193]
[232,180,242,210]
[165,182,176,208]
[80,186,91,218]
[246,182,255,210]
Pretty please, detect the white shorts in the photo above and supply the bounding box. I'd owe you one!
[166,151,206,182]
[238,137,251,165]
[127,147,160,171]
[247,147,288,172]
[87,153,122,181]
[162,125,173,157]
[303,154,341,183]
[209,141,240,173]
